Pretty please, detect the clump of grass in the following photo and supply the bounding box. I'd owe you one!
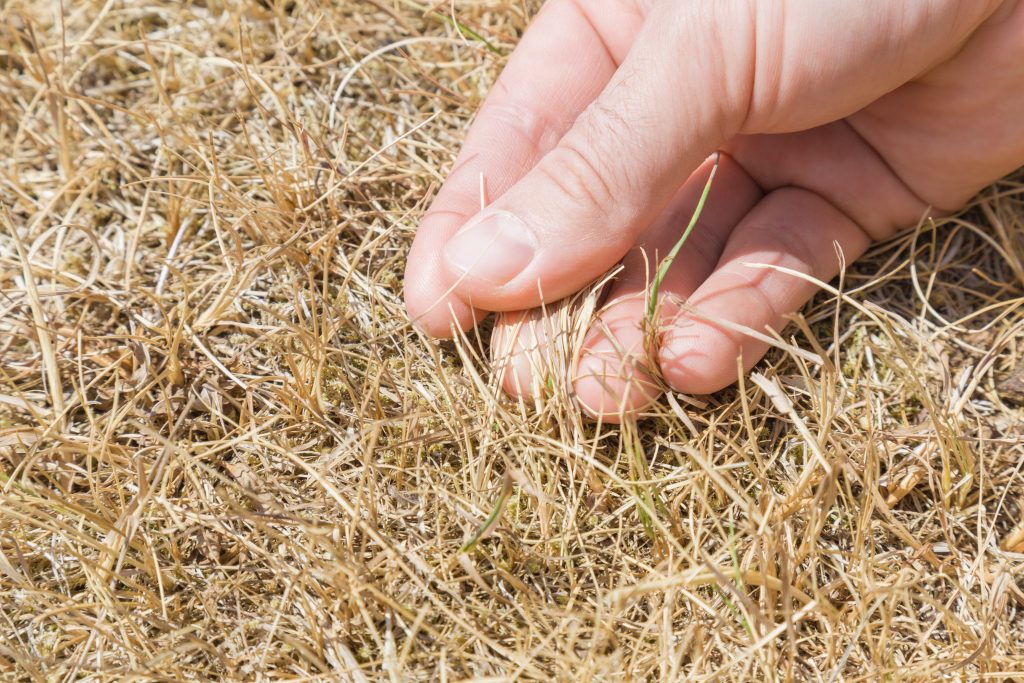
[1,1,1024,681]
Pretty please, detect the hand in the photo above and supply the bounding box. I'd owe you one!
[403,0,1024,421]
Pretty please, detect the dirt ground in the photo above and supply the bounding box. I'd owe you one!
[1,1,1023,680]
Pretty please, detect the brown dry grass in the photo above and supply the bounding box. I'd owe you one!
[2,1,1024,681]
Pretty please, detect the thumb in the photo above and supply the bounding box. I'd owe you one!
[440,1,753,312]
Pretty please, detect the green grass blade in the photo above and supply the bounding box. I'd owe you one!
[460,475,514,552]
[431,12,503,55]
[646,156,720,320]
[393,0,503,55]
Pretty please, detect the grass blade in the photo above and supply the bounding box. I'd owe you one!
[646,155,720,320]
[461,474,514,552]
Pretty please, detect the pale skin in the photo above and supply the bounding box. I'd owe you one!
[404,0,1024,422]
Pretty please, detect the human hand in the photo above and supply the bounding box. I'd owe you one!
[403,0,1024,421]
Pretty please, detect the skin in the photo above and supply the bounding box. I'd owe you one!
[404,0,1024,422]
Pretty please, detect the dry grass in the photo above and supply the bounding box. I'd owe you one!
[2,1,1024,680]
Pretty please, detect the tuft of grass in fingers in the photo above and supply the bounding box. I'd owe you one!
[646,155,720,321]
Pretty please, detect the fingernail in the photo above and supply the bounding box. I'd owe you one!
[443,211,536,285]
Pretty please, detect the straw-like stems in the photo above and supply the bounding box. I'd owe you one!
[1,2,1023,681]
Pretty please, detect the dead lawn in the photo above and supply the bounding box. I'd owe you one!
[1,1,1023,680]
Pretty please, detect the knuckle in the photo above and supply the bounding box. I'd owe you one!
[713,266,785,331]
[545,97,648,206]
[476,100,563,160]
[537,139,619,211]
[756,191,830,278]
[773,223,824,279]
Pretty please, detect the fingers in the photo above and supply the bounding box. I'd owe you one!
[490,155,763,416]
[659,187,872,395]
[572,155,762,420]
[403,0,649,336]
[440,1,753,313]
